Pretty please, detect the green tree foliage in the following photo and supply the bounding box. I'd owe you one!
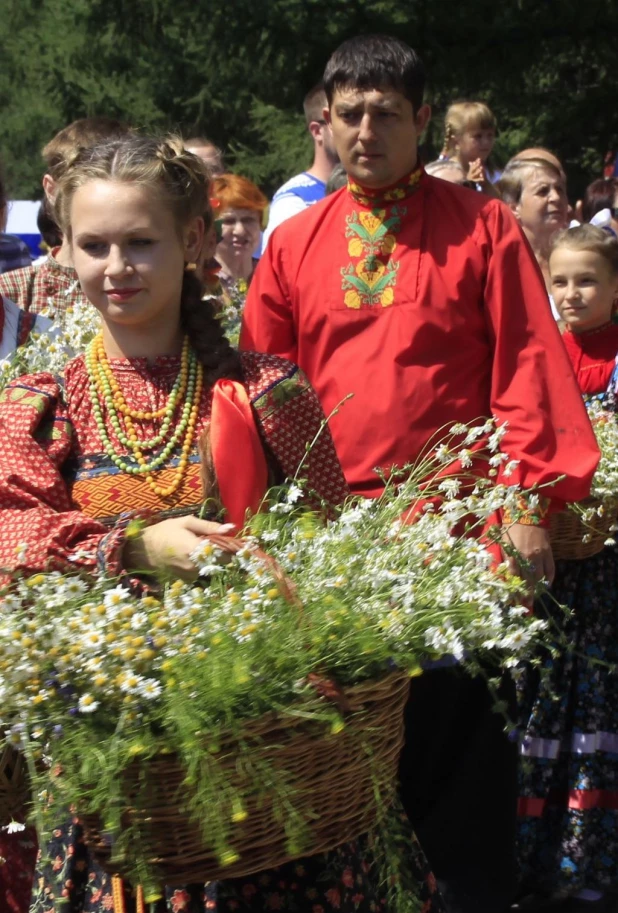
[0,0,615,200]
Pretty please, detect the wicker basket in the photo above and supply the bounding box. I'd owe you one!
[82,670,411,886]
[0,745,30,824]
[550,496,617,560]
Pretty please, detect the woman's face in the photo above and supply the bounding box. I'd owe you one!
[456,127,495,164]
[217,208,261,262]
[70,179,202,334]
[513,167,569,243]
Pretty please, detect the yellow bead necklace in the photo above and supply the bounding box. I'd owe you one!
[85,334,203,498]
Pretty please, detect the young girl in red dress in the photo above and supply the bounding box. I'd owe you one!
[517,225,618,911]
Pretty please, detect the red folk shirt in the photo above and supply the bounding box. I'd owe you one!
[241,167,599,503]
[561,322,618,395]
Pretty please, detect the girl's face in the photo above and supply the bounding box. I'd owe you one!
[217,208,261,262]
[456,127,495,164]
[513,167,568,242]
[550,247,618,333]
[70,180,202,335]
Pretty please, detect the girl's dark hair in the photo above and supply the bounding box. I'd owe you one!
[323,34,425,114]
[180,272,243,386]
[37,196,62,248]
[582,178,618,224]
[54,132,242,386]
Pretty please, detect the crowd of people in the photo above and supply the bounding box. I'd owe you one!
[0,31,615,913]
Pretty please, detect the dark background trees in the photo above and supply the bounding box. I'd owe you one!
[1,0,615,200]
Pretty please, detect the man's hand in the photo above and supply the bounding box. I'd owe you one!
[502,523,555,587]
[123,516,234,581]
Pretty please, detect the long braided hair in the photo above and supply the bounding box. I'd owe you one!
[54,133,243,388]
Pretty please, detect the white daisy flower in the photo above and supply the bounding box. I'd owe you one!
[139,679,162,700]
[104,585,130,609]
[78,694,100,714]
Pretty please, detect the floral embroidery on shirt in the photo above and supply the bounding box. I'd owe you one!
[341,207,405,309]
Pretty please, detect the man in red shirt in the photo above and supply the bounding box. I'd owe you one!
[241,35,599,913]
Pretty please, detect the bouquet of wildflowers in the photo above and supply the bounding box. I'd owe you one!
[0,421,553,900]
[0,300,100,387]
[569,399,618,546]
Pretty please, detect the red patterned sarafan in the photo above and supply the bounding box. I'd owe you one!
[0,350,348,581]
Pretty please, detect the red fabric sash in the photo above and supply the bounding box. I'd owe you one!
[210,378,268,529]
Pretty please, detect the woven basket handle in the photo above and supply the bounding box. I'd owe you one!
[202,534,303,612]
[202,534,351,712]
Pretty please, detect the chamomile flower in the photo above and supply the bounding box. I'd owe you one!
[82,630,105,650]
[63,578,88,598]
[119,673,143,694]
[438,479,461,500]
[286,484,303,504]
[78,694,100,714]
[139,679,162,700]
[104,585,130,609]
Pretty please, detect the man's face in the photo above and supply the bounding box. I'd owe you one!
[325,86,430,189]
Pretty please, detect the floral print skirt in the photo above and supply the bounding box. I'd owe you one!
[517,549,618,899]
[9,808,443,912]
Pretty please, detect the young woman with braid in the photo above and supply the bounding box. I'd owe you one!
[0,135,444,913]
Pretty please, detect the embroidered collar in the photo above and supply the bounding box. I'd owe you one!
[347,164,424,207]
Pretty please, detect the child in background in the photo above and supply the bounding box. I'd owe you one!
[0,117,131,315]
[440,100,499,197]
[517,225,618,912]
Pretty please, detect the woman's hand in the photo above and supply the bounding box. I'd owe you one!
[502,523,555,589]
[123,516,234,581]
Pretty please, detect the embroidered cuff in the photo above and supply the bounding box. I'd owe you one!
[96,510,154,578]
[502,495,551,529]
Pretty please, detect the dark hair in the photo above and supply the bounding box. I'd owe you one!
[54,133,242,387]
[37,197,62,248]
[582,178,618,224]
[325,163,348,195]
[323,34,426,114]
[180,273,243,387]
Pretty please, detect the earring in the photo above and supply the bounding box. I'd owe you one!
[185,262,197,272]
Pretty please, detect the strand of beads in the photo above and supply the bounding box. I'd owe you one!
[91,334,190,448]
[85,334,204,497]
